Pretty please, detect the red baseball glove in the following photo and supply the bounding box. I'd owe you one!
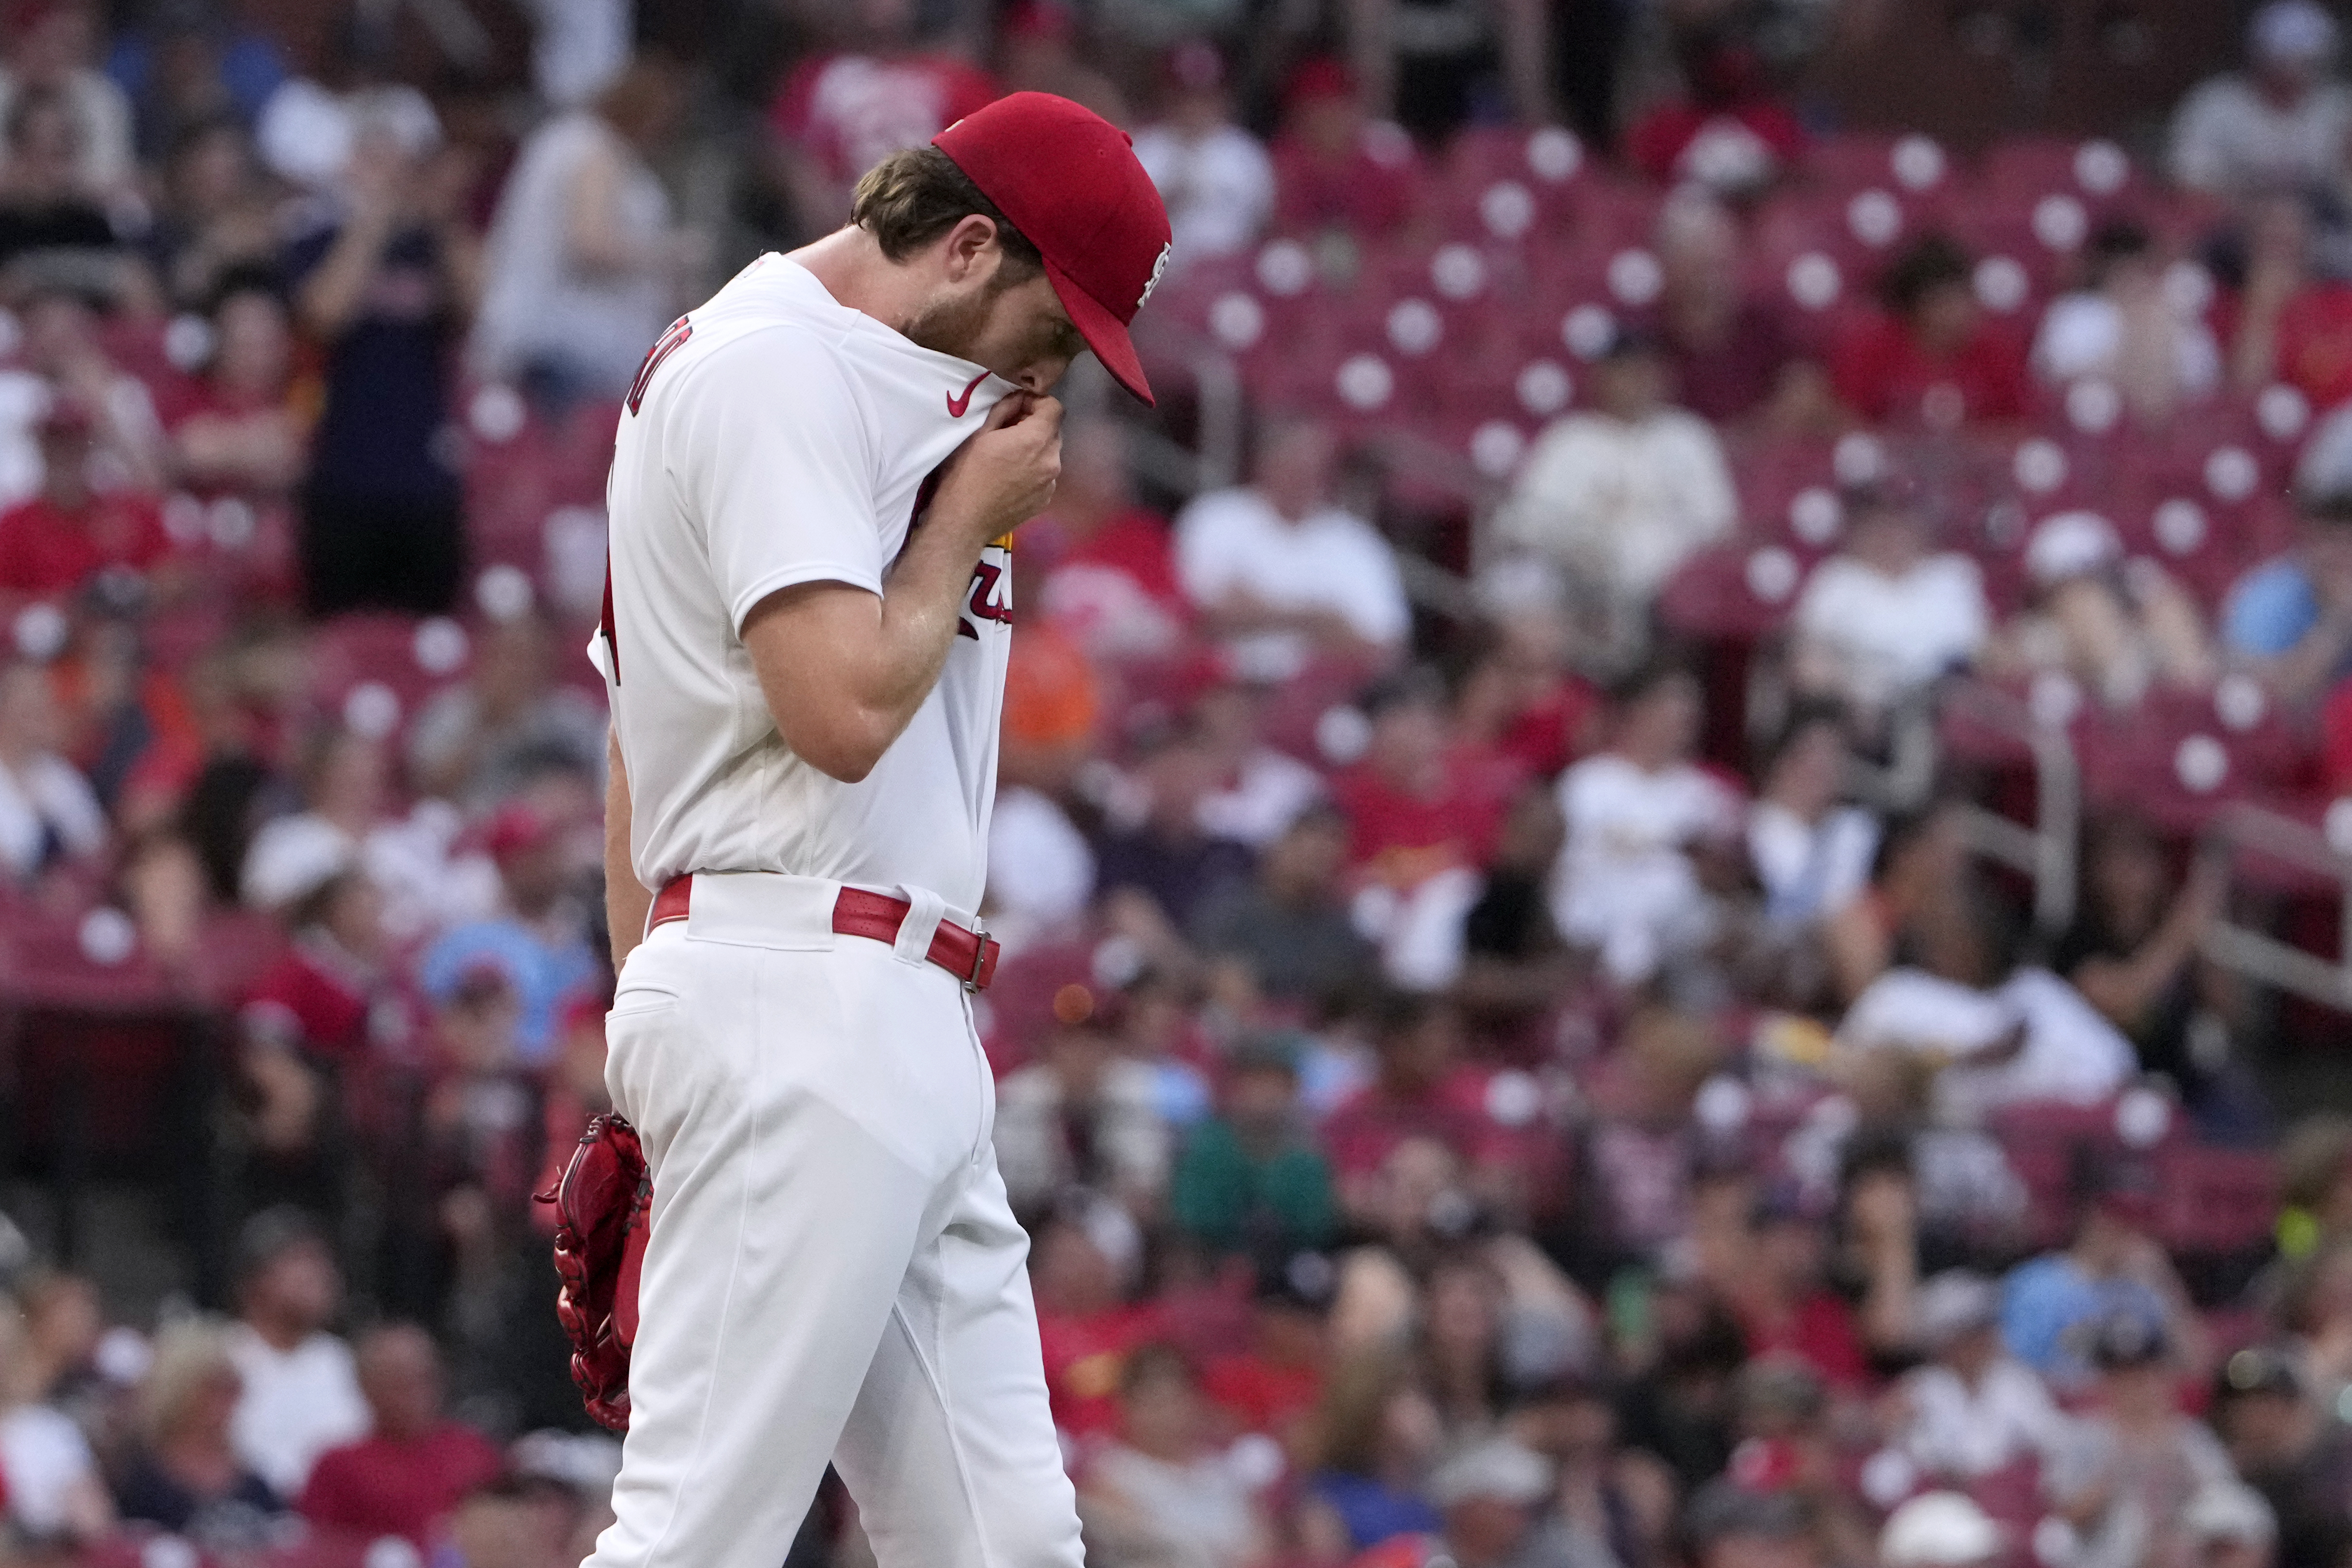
[538,1113,651,1432]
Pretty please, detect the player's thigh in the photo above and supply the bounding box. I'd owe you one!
[834,1144,1082,1568]
[592,940,949,1568]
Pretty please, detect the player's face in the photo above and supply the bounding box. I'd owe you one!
[909,259,1087,394]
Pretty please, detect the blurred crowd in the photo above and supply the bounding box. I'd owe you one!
[11,2,2352,1568]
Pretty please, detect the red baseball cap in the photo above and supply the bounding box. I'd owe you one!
[933,92,1172,405]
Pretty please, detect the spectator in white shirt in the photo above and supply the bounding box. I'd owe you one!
[0,0,134,198]
[1493,327,1737,665]
[0,1295,113,1548]
[1551,663,1744,985]
[1747,709,1878,929]
[1132,41,1274,270]
[1837,890,2136,1123]
[1175,419,1409,683]
[0,659,104,884]
[2032,221,2222,424]
[1793,482,1989,715]
[2173,1,2352,203]
[1897,1270,2077,1483]
[221,1209,368,1500]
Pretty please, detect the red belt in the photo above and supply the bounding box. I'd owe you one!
[649,877,1000,992]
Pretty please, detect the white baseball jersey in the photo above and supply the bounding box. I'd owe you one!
[592,255,1014,913]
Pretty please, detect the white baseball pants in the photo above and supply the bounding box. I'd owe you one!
[584,872,1084,1568]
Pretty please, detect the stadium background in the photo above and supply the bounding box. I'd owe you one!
[5,1,2352,1566]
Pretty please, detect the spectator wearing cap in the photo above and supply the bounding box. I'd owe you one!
[2002,1168,2210,1392]
[1492,324,1736,669]
[1175,417,1409,687]
[2173,2,2352,202]
[296,1323,502,1552]
[2031,221,2223,424]
[0,394,178,604]
[1132,41,1273,271]
[418,802,600,1068]
[993,982,1172,1216]
[1267,58,1422,242]
[222,1208,368,1498]
[283,96,478,618]
[1829,235,2034,428]
[0,657,102,883]
[2225,493,2352,711]
[1171,1033,1338,1259]
[1984,508,2216,710]
[2210,1347,2352,1568]
[1194,805,1374,1014]
[1879,1492,2004,1568]
[1078,1343,1273,1568]
[1723,1359,1880,1568]
[115,1318,289,1550]
[1895,1270,2075,1483]
[469,55,692,410]
[2048,1312,2235,1568]
[1201,1250,1336,1446]
[1548,663,1743,987]
[1647,190,1826,430]
[1414,1435,1596,1568]
[1679,1477,1819,1568]
[407,611,611,813]
[1791,482,1989,715]
[0,0,130,198]
[2189,1481,2280,1568]
[764,0,999,237]
[1031,418,1191,671]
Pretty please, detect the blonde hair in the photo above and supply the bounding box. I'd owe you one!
[139,1319,240,1447]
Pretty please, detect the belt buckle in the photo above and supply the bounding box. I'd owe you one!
[963,918,990,992]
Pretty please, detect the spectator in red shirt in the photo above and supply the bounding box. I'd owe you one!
[766,0,998,235]
[1033,418,1190,671]
[1330,668,1518,893]
[1649,191,1833,430]
[297,1323,505,1552]
[1202,1251,1334,1446]
[1703,1182,1872,1391]
[0,396,178,602]
[1626,30,1805,198]
[1831,235,2034,429]
[1031,1204,1167,1440]
[1323,993,1502,1218]
[168,268,307,502]
[1269,59,1422,242]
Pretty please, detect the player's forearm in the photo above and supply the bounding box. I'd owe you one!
[605,734,652,970]
[743,519,990,784]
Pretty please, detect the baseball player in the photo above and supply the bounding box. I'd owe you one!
[586,93,1170,1568]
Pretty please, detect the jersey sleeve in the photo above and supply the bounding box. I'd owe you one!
[678,336,884,632]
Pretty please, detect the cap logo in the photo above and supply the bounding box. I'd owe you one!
[1137,241,1172,312]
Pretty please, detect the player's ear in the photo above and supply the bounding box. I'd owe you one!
[940,214,1000,283]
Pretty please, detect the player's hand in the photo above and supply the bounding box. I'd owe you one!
[932,391,1062,546]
